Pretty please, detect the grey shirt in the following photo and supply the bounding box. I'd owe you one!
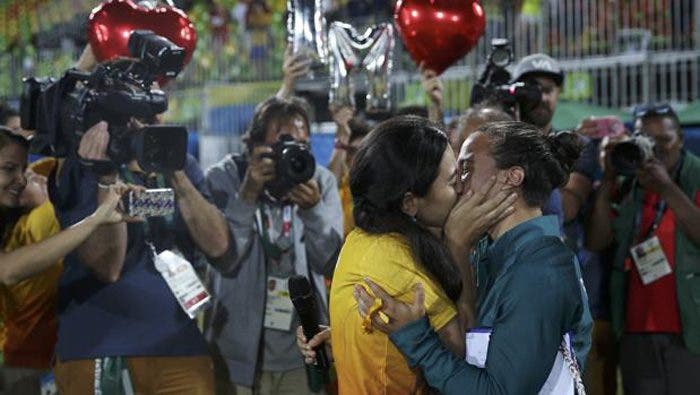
[203,154,344,387]
[261,204,302,371]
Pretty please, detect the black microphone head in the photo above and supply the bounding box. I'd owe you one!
[288,275,312,299]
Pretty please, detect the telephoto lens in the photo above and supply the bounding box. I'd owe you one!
[610,135,656,177]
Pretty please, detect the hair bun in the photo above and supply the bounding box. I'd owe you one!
[546,131,584,176]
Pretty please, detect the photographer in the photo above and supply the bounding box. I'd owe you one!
[49,117,230,393]
[587,103,700,394]
[204,95,343,395]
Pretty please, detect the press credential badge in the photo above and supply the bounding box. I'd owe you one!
[264,276,295,331]
[630,236,673,285]
[154,249,211,318]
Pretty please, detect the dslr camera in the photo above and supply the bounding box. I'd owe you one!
[470,38,542,115]
[263,135,316,201]
[21,30,188,174]
[610,134,656,177]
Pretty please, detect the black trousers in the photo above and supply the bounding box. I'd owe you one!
[620,333,700,395]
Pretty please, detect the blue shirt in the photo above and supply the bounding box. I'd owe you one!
[49,156,209,360]
[390,216,593,394]
[543,188,564,231]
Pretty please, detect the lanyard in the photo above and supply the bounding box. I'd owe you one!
[632,152,684,242]
[256,204,294,261]
[633,198,667,242]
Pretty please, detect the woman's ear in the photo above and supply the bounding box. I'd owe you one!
[504,166,525,187]
[401,192,419,217]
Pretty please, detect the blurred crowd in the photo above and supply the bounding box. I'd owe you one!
[0,20,699,395]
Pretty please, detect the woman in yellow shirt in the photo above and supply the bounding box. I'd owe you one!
[329,116,514,394]
[0,127,130,391]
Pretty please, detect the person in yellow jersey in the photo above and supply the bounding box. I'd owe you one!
[326,105,371,237]
[329,116,517,394]
[0,127,133,394]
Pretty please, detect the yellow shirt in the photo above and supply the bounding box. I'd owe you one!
[338,175,354,237]
[330,229,457,395]
[0,200,61,368]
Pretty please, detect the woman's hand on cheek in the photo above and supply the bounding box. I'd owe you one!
[444,175,517,249]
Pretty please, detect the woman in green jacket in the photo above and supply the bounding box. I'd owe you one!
[356,121,593,394]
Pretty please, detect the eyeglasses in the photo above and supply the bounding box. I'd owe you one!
[633,102,676,119]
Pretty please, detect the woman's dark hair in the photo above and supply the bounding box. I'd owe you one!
[0,126,29,151]
[480,121,583,207]
[348,118,371,143]
[0,103,19,126]
[243,96,311,150]
[350,115,462,301]
[0,126,30,245]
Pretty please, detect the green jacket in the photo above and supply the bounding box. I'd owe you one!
[610,150,700,353]
[390,216,592,394]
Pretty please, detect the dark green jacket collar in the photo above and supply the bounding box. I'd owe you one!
[486,215,561,273]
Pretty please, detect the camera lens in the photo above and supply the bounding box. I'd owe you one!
[284,149,314,183]
[290,156,305,173]
[491,48,511,67]
[611,141,644,177]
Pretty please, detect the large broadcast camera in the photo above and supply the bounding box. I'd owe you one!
[470,38,542,115]
[21,30,188,174]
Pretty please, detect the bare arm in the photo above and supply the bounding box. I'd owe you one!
[71,121,127,283]
[327,106,353,183]
[421,64,444,125]
[661,182,700,246]
[561,172,593,222]
[327,148,348,184]
[585,179,615,252]
[276,45,311,99]
[75,176,128,283]
[171,170,230,258]
[0,186,125,285]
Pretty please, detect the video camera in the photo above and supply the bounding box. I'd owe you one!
[20,30,188,174]
[470,38,542,115]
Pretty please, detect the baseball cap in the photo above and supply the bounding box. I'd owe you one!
[511,53,565,86]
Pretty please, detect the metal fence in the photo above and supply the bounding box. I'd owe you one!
[3,0,700,148]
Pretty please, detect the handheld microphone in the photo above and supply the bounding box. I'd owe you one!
[288,275,330,382]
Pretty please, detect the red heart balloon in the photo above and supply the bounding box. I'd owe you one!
[394,0,485,75]
[88,0,197,74]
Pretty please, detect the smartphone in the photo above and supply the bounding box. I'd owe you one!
[589,116,625,139]
[125,188,175,218]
